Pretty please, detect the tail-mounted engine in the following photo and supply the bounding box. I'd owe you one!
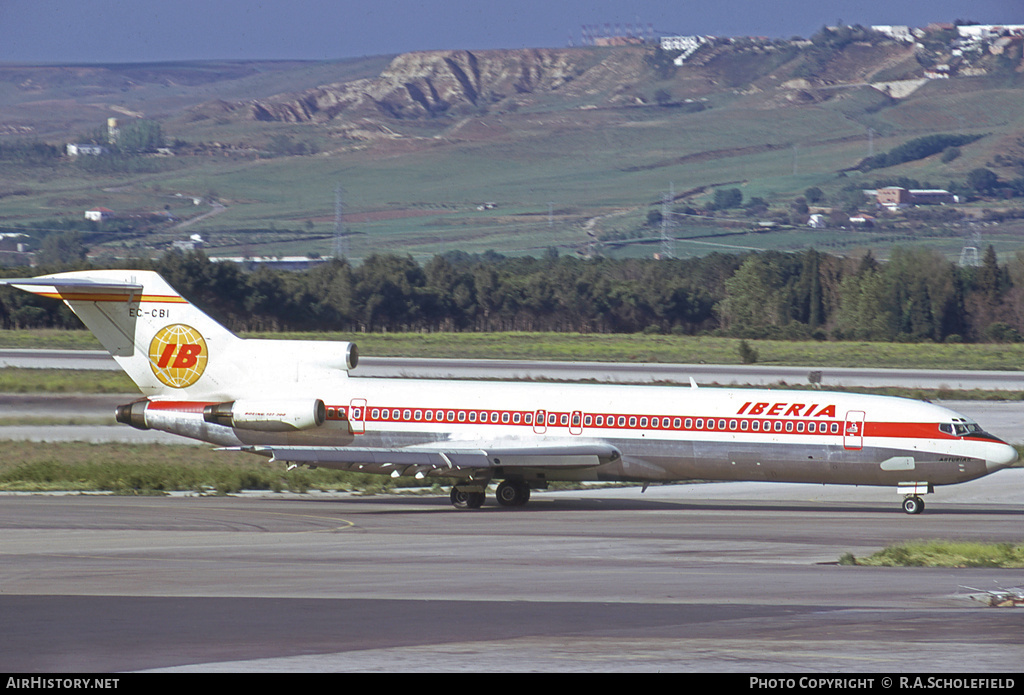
[203,399,326,432]
[115,399,151,430]
[116,398,328,432]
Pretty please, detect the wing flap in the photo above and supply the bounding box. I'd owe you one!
[226,442,620,472]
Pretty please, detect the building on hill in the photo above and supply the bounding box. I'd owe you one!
[875,187,912,208]
[956,24,1024,39]
[84,207,114,221]
[872,187,957,209]
[66,143,106,157]
[871,25,914,42]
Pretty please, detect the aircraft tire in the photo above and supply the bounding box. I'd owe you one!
[496,480,530,507]
[451,487,485,510]
[902,495,925,515]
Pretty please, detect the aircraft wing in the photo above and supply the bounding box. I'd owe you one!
[228,442,621,474]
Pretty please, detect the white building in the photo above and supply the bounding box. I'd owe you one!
[957,24,1024,39]
[871,25,914,42]
[84,207,114,221]
[66,144,106,157]
[660,35,709,64]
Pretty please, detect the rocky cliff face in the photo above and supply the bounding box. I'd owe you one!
[195,48,647,126]
[186,39,951,133]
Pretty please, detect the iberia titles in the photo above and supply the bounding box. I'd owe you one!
[737,402,837,418]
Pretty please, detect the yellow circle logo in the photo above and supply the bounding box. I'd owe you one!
[149,324,208,388]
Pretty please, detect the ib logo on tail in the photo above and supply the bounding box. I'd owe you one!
[149,324,208,388]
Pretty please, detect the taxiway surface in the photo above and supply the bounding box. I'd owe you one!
[1,473,1022,673]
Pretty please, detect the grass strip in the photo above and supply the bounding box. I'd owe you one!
[840,540,1024,568]
[0,368,136,393]
[0,441,427,495]
[6,329,1024,370]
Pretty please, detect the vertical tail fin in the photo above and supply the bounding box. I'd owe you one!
[3,270,240,397]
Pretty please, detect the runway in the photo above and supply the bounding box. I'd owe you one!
[2,349,1023,672]
[1,473,1022,673]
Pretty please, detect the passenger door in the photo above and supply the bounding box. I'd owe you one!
[844,410,865,450]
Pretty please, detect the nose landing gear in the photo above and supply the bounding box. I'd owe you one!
[901,495,925,515]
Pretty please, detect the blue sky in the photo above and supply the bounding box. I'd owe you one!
[1,0,1021,63]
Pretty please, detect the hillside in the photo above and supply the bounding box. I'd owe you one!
[1,27,1023,263]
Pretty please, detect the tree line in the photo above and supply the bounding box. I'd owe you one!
[2,247,1024,343]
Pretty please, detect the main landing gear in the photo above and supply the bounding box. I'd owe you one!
[450,479,531,509]
[450,487,485,510]
[902,495,925,515]
[495,479,531,507]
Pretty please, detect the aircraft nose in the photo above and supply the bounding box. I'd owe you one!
[986,441,1019,473]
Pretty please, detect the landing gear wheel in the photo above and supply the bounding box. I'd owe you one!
[902,495,925,515]
[496,480,531,507]
[451,487,485,510]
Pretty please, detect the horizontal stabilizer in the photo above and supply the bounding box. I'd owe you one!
[0,276,146,299]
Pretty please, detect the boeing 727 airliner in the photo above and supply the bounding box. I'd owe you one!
[2,270,1017,513]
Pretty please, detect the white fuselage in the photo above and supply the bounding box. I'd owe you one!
[139,376,1018,488]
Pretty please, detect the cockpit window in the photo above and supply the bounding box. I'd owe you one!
[940,422,983,436]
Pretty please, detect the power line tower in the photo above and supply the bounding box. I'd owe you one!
[959,227,981,267]
[660,183,675,258]
[333,184,349,259]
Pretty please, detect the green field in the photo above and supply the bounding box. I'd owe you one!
[3,46,1023,263]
